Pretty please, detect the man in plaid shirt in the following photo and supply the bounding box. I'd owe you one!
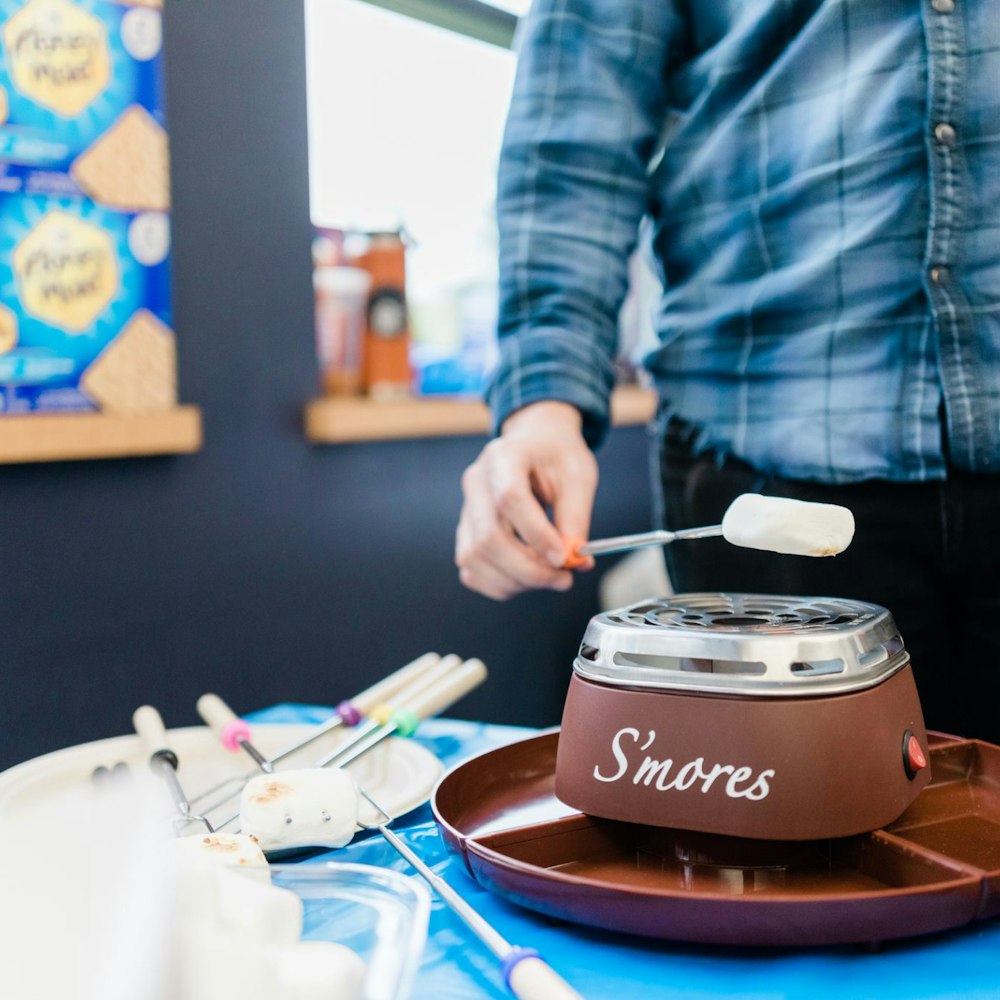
[456,0,1000,739]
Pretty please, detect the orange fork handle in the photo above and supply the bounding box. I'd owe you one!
[562,536,590,569]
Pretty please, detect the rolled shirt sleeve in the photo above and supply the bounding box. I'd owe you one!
[488,0,680,447]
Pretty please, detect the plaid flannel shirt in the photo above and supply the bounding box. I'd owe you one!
[488,0,1000,483]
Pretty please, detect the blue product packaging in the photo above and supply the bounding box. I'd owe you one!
[0,0,165,185]
[0,191,174,412]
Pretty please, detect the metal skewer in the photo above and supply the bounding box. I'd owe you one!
[567,523,723,564]
[566,493,856,565]
[357,787,581,1000]
[133,705,214,834]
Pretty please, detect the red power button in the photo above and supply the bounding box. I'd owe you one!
[903,730,927,780]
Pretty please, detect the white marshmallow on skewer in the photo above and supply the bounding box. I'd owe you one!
[268,940,367,1000]
[240,768,359,853]
[722,493,855,557]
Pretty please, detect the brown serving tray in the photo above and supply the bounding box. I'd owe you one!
[432,730,1000,947]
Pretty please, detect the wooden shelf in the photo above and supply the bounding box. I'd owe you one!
[304,385,657,444]
[0,406,202,465]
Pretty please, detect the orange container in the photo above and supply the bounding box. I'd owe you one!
[353,233,412,397]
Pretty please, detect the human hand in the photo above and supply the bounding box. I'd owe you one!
[455,401,598,600]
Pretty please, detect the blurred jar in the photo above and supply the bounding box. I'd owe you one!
[313,265,371,395]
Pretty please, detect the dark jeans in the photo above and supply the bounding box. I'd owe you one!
[653,418,1000,743]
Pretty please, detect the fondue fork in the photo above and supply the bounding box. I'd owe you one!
[212,658,488,832]
[564,493,856,566]
[564,524,722,565]
[133,705,214,834]
[312,654,463,769]
[186,651,442,810]
[266,650,444,766]
[357,788,582,1000]
[315,657,483,771]
[193,655,461,818]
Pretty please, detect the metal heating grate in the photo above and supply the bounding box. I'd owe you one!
[576,594,909,697]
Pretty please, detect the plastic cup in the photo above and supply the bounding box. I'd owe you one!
[313,266,371,395]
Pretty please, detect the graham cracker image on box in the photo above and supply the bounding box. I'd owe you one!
[71,105,170,212]
[81,309,177,412]
[108,0,162,10]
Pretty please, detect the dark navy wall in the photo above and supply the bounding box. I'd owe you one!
[0,0,652,770]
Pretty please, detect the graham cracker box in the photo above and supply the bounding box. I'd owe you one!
[0,0,166,188]
[0,192,176,412]
[0,0,175,414]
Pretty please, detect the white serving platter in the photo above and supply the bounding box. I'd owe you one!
[0,723,444,835]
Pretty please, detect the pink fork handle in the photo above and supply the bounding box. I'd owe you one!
[220,719,252,752]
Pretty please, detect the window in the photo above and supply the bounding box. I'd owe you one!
[305,0,521,394]
[304,0,656,403]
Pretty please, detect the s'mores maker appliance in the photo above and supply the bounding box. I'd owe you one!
[434,592,1000,946]
[555,594,931,841]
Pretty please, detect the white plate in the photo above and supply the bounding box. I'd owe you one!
[0,724,444,836]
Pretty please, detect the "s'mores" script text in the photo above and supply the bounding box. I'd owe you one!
[593,727,775,800]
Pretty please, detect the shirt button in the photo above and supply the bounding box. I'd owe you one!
[934,122,957,146]
[931,0,955,12]
[930,266,950,286]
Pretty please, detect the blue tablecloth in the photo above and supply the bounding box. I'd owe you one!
[247,705,1000,1000]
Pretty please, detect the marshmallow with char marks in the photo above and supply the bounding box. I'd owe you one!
[240,768,360,853]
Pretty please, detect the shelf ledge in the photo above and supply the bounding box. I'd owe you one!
[304,386,657,444]
[0,406,203,465]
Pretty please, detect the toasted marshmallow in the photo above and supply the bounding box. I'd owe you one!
[721,493,855,557]
[240,768,359,853]
[170,831,270,882]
